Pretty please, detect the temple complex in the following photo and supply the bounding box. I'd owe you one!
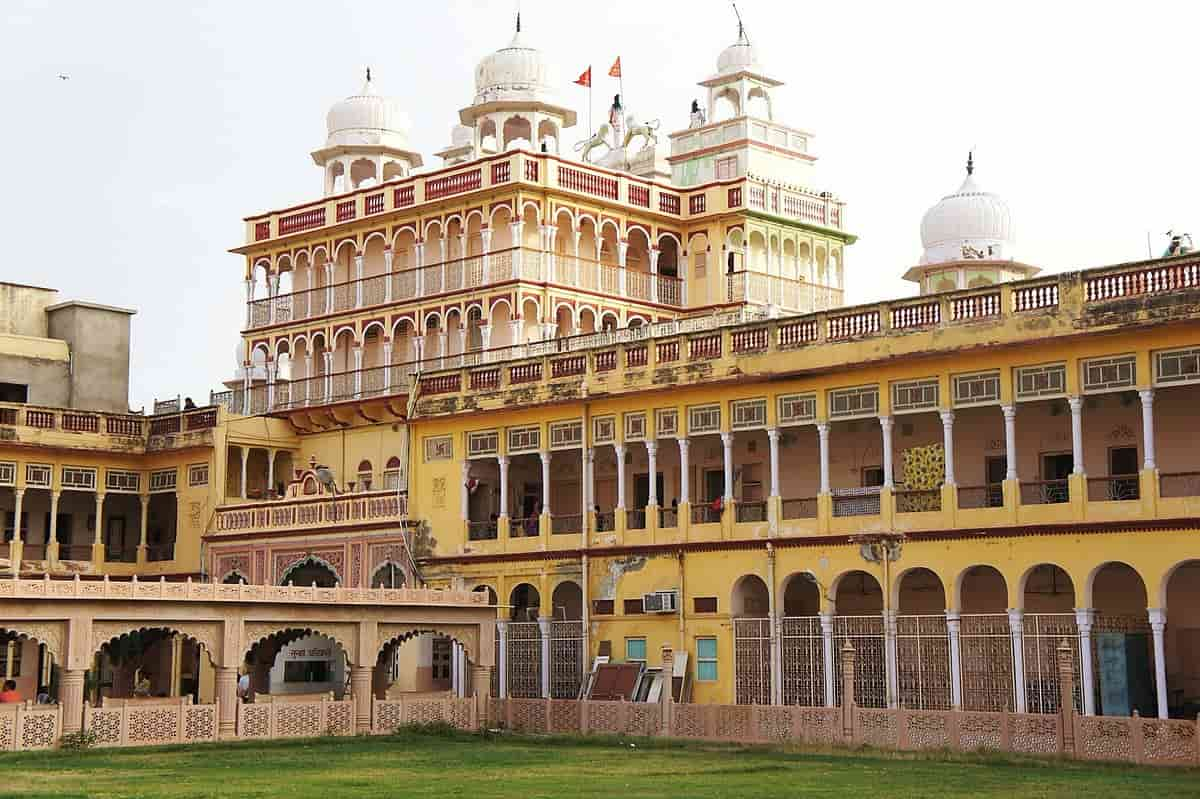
[2,13,1200,751]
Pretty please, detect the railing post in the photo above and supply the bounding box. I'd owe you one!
[840,640,856,744]
[1057,639,1077,757]
[660,645,675,738]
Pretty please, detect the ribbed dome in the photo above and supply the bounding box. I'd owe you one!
[474,29,558,105]
[717,29,761,75]
[325,76,411,149]
[919,169,1014,265]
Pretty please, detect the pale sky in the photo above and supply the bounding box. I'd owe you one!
[2,0,1198,412]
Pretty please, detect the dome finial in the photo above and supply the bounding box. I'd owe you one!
[365,66,372,83]
[966,150,974,176]
[733,2,749,43]
[516,9,521,33]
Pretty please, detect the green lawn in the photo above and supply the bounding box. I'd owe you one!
[2,729,1197,799]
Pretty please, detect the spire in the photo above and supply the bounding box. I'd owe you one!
[733,2,749,43]
[966,150,974,176]
[516,10,521,33]
[365,66,372,83]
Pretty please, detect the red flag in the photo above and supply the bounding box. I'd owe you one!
[574,66,591,87]
[608,57,622,78]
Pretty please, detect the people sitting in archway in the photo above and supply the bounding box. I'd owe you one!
[526,503,541,536]
[183,397,196,410]
[134,670,152,697]
[0,680,19,703]
[594,504,605,531]
[36,685,51,704]
[237,662,251,703]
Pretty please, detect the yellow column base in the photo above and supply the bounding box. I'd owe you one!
[1002,479,1020,523]
[1141,468,1159,518]
[722,499,737,538]
[941,483,958,526]
[614,507,627,546]
[92,541,106,565]
[539,513,551,546]
[817,494,832,534]
[498,516,510,551]
[137,545,148,566]
[879,487,894,527]
[7,541,22,574]
[768,495,782,536]
[46,541,59,567]
[646,503,660,543]
[678,502,691,540]
[1068,473,1087,519]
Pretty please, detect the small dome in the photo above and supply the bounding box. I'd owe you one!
[919,164,1014,265]
[326,76,411,149]
[474,29,558,105]
[717,29,761,75]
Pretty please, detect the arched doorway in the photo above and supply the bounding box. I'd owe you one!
[371,562,406,589]
[280,557,339,588]
[1163,560,1200,719]
[376,631,468,699]
[549,581,585,698]
[895,568,950,710]
[779,574,823,707]
[95,628,214,705]
[731,575,770,705]
[1090,562,1153,717]
[506,583,542,698]
[1021,564,1081,714]
[243,629,349,701]
[833,570,885,708]
[957,565,1014,712]
[0,628,57,706]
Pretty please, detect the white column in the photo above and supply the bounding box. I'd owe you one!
[239,447,249,499]
[480,230,493,282]
[461,460,471,522]
[539,451,551,517]
[721,432,734,501]
[382,341,393,390]
[819,612,836,707]
[497,621,509,699]
[414,242,426,295]
[383,248,393,302]
[817,422,831,495]
[649,248,660,302]
[1002,405,1018,480]
[1139,389,1156,469]
[538,617,551,699]
[946,611,964,710]
[11,489,23,543]
[582,447,591,525]
[354,252,364,307]
[646,441,658,506]
[451,643,461,696]
[1008,609,1027,713]
[266,274,278,324]
[879,416,894,488]
[244,278,254,328]
[940,410,956,486]
[883,609,898,709]
[324,262,334,311]
[677,438,690,505]
[323,352,334,400]
[614,444,627,510]
[617,240,629,295]
[266,448,276,494]
[510,222,524,278]
[1075,608,1096,715]
[1148,607,1169,719]
[1068,396,1085,475]
[767,428,781,498]
[48,492,60,558]
[353,347,363,396]
[265,360,276,410]
[497,456,510,519]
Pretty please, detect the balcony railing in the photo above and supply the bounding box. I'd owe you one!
[1086,475,1140,502]
[1020,480,1069,505]
[957,484,1004,510]
[626,509,646,530]
[467,520,497,541]
[781,497,818,520]
[659,507,678,528]
[551,514,583,534]
[0,403,217,445]
[894,489,942,514]
[594,511,615,532]
[510,516,540,537]
[245,248,686,330]
[1160,472,1200,498]
[212,490,406,536]
[691,504,721,524]
[735,500,768,523]
[726,271,843,314]
[832,487,880,517]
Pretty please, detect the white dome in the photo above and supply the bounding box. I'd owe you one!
[325,76,411,149]
[717,30,761,75]
[474,29,558,105]
[919,169,1014,265]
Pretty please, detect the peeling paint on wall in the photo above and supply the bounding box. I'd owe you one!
[596,555,647,600]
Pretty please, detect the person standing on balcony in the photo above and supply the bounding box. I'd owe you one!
[0,680,19,703]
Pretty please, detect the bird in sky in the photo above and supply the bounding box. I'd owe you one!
[57,74,69,80]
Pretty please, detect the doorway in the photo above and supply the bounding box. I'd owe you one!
[634,473,664,509]
[985,456,1006,507]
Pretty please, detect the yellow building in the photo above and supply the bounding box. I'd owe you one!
[5,20,1200,723]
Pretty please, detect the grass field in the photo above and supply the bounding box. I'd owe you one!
[2,729,1198,799]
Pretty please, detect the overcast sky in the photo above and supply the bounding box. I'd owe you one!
[3,0,1198,412]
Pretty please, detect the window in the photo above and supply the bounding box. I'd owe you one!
[383,457,403,491]
[828,386,879,419]
[862,466,885,488]
[507,426,539,453]
[549,420,583,450]
[891,379,939,413]
[149,469,177,493]
[655,409,678,438]
[25,464,52,488]
[688,404,721,434]
[715,156,737,180]
[0,383,28,404]
[283,660,330,683]
[778,393,816,426]
[105,470,140,493]
[741,463,763,502]
[953,371,1001,407]
[1015,364,1067,400]
[625,637,647,665]
[731,399,767,430]
[696,637,718,682]
[693,596,718,613]
[1082,355,1136,394]
[0,639,23,679]
[3,512,28,543]
[467,430,499,457]
[1155,346,1200,386]
[0,462,14,487]
[188,463,209,487]
[62,466,96,491]
[593,416,616,445]
[623,598,645,615]
[624,413,646,442]
[424,435,453,461]
[432,638,452,681]
[356,460,373,490]
[592,599,615,615]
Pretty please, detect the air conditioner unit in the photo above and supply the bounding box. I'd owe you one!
[642,590,678,614]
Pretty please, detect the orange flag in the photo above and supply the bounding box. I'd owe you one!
[608,57,622,78]
[574,66,591,87]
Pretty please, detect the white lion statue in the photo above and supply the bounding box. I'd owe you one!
[574,123,612,164]
[622,116,660,151]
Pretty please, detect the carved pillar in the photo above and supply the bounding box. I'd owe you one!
[819,612,836,707]
[677,438,690,505]
[92,492,105,563]
[472,665,493,725]
[1148,607,1169,719]
[721,432,734,501]
[646,441,658,507]
[883,609,898,709]
[538,617,551,699]
[240,447,249,499]
[136,493,150,564]
[1002,405,1018,479]
[497,621,509,699]
[940,410,956,486]
[497,455,510,522]
[879,416,894,488]
[614,444,627,512]
[946,610,963,711]
[1068,396,1085,475]
[61,669,86,734]
[351,665,373,732]
[1008,609,1027,713]
[817,422,831,495]
[1075,608,1096,716]
[47,491,60,563]
[215,666,238,739]
[1139,389,1156,469]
